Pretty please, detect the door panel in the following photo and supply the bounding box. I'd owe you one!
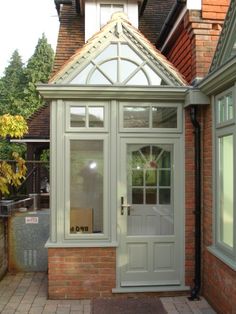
[118,138,182,287]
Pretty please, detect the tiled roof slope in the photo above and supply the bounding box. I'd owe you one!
[52,2,85,77]
[27,104,50,138]
[50,12,187,86]
[139,0,175,45]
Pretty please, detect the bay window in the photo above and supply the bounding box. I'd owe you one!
[214,87,236,265]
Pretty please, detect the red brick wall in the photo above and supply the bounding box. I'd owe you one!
[48,247,116,299]
[167,25,192,83]
[163,4,229,83]
[202,0,230,19]
[184,108,196,287]
[201,105,236,313]
[203,251,236,313]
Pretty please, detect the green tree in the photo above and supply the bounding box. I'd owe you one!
[0,50,26,116]
[24,33,54,116]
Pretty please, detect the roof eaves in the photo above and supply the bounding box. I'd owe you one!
[156,0,186,49]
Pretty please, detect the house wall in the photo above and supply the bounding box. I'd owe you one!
[27,104,50,138]
[164,2,229,84]
[0,219,7,279]
[48,247,116,299]
[184,108,196,287]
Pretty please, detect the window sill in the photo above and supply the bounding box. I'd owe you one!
[45,239,118,248]
[207,246,236,271]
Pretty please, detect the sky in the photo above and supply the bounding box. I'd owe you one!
[0,0,60,77]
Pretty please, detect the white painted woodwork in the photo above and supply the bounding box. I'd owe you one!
[85,0,139,41]
[187,0,201,10]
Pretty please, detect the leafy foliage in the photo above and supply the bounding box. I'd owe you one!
[0,50,26,116]
[0,114,28,138]
[0,34,54,189]
[0,114,28,195]
[0,34,54,118]
[23,34,54,116]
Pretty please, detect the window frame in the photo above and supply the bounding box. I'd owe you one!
[213,86,236,265]
[65,100,109,133]
[119,101,182,133]
[98,1,127,28]
[215,87,234,128]
[64,133,110,241]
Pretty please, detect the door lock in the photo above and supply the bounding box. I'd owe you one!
[121,196,131,215]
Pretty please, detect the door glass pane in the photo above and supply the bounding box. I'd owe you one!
[127,144,173,236]
[70,140,103,234]
[159,188,171,204]
[219,135,233,247]
[132,170,143,186]
[146,170,157,186]
[88,107,104,127]
[132,188,143,204]
[123,106,149,128]
[159,170,171,186]
[158,151,171,168]
[146,188,157,204]
[152,107,177,128]
[70,107,86,127]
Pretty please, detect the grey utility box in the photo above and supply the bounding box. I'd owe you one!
[8,209,49,272]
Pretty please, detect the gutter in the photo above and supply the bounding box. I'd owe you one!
[189,105,201,300]
[139,0,148,18]
[156,0,186,50]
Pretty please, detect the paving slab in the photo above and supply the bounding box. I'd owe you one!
[0,272,216,314]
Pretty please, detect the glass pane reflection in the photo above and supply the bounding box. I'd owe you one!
[88,107,104,127]
[70,140,104,233]
[152,107,177,128]
[70,107,86,127]
[123,106,149,128]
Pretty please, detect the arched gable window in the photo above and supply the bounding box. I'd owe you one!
[71,43,166,86]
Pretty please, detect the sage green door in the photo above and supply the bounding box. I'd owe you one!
[118,137,183,287]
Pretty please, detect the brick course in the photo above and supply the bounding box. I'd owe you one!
[48,248,116,299]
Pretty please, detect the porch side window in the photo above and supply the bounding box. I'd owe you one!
[215,87,235,261]
[70,140,104,234]
[218,135,233,247]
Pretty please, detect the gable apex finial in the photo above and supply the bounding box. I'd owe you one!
[111,11,129,22]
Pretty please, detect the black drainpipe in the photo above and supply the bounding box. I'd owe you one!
[189,105,201,300]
